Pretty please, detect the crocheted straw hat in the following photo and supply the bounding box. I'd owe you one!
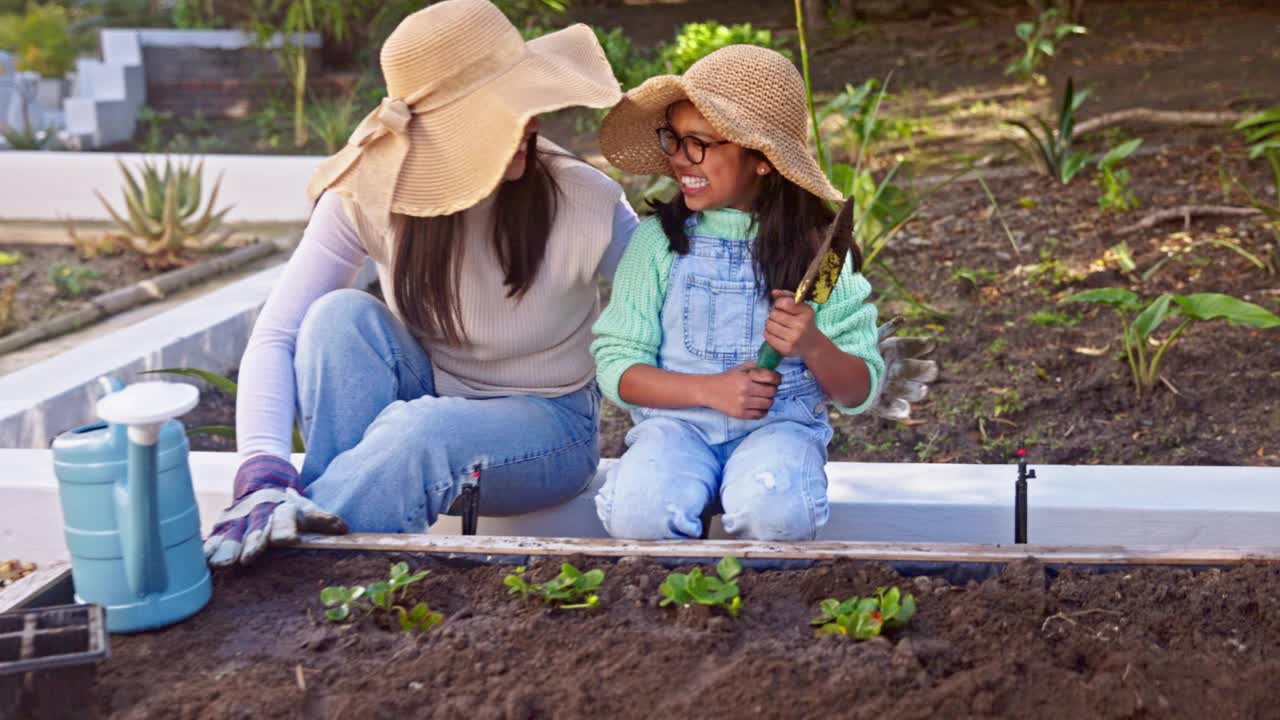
[598,45,840,203]
[306,0,621,223]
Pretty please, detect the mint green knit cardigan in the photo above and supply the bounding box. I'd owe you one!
[591,210,884,413]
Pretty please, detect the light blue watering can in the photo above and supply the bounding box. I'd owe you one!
[51,378,212,633]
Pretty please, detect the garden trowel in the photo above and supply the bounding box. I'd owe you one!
[756,195,857,370]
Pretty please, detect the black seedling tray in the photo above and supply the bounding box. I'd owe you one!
[0,603,109,720]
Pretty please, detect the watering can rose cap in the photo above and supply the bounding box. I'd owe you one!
[305,0,622,224]
[598,44,842,203]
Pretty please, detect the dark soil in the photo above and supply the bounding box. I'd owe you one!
[91,551,1280,719]
[0,244,168,340]
[822,129,1280,467]
[568,0,1280,114]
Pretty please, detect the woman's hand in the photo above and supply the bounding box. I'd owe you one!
[765,290,823,360]
[204,455,348,567]
[701,361,781,420]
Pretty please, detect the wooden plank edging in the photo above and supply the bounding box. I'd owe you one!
[0,561,71,614]
[296,534,1280,567]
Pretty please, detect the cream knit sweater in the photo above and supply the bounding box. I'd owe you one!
[236,148,636,460]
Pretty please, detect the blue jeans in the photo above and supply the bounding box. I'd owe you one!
[595,219,833,541]
[293,289,601,533]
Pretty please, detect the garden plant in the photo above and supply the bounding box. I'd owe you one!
[84,158,234,265]
[320,561,443,632]
[1061,289,1280,397]
[505,562,604,609]
[1006,78,1090,184]
[1005,7,1087,81]
[1094,138,1143,212]
[659,556,743,618]
[811,586,917,639]
[1234,108,1280,215]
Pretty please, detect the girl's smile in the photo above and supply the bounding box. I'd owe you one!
[664,100,769,212]
[679,173,710,195]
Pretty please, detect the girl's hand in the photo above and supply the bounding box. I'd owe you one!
[765,289,822,360]
[702,361,781,419]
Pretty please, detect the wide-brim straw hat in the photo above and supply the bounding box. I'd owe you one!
[306,0,621,224]
[598,44,840,203]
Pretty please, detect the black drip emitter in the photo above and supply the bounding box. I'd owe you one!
[1015,448,1034,544]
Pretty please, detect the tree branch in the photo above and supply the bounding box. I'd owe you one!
[1114,205,1262,236]
[1074,109,1251,138]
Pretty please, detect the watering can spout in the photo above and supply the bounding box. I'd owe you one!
[122,422,167,597]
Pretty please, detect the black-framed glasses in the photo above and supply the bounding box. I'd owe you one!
[656,126,731,164]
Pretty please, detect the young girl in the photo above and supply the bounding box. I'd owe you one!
[591,45,884,542]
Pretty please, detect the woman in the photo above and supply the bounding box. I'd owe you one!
[203,0,636,567]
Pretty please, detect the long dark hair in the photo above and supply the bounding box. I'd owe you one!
[652,152,862,295]
[392,133,560,345]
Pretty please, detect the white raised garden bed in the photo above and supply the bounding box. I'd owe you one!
[3,452,1278,565]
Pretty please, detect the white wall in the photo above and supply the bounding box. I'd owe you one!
[0,152,322,222]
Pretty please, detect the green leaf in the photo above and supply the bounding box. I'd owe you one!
[325,606,349,622]
[559,563,581,580]
[142,367,239,397]
[1132,293,1174,340]
[1241,125,1280,145]
[1036,39,1054,56]
[697,578,739,604]
[1234,109,1280,131]
[1098,138,1143,170]
[660,574,689,604]
[1055,23,1086,38]
[828,163,856,197]
[716,556,743,582]
[186,425,236,440]
[879,587,901,616]
[1172,293,1280,328]
[320,586,347,606]
[579,568,605,590]
[1061,151,1089,184]
[390,562,409,579]
[728,595,742,618]
[1060,288,1141,310]
[814,599,842,624]
[367,582,391,609]
[815,622,845,637]
[1246,141,1280,160]
[1015,22,1032,41]
[0,251,21,266]
[893,594,917,626]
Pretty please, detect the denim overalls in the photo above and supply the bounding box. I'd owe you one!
[595,209,833,541]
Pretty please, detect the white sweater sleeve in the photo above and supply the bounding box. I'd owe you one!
[598,192,639,281]
[235,192,367,460]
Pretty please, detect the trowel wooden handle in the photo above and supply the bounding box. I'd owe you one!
[755,342,783,371]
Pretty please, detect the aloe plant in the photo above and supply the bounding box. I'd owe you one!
[1061,289,1280,397]
[1006,78,1090,184]
[94,158,233,260]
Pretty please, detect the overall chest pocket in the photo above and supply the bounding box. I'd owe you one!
[681,274,759,362]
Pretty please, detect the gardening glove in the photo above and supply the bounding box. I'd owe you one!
[869,317,939,422]
[204,454,348,568]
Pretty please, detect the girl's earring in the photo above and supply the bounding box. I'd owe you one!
[757,166,768,175]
